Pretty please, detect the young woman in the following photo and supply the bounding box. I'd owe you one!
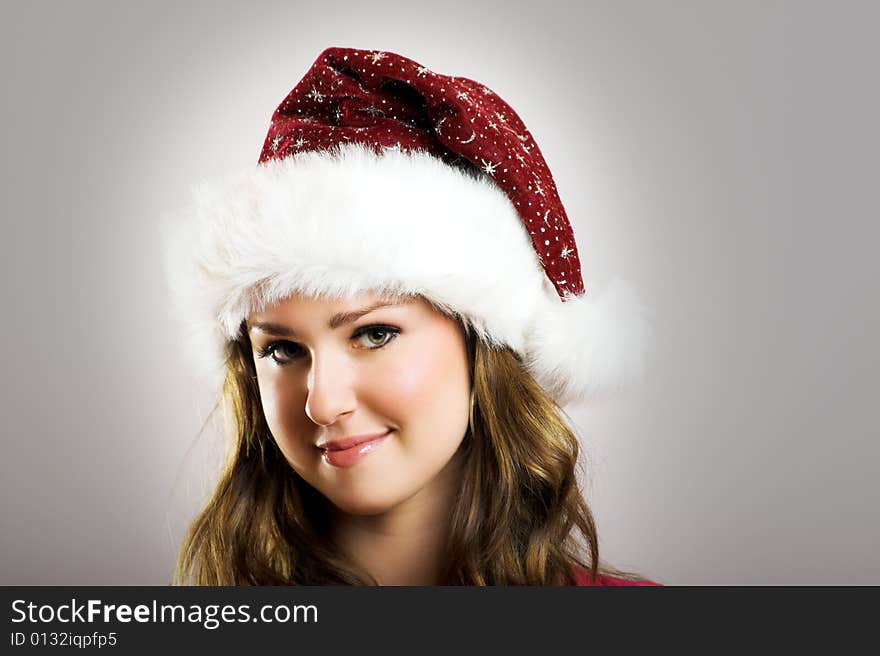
[163,47,655,586]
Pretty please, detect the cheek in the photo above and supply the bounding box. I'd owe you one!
[378,332,471,434]
[256,373,310,456]
[257,375,287,427]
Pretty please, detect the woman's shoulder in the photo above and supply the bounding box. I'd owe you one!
[573,566,662,587]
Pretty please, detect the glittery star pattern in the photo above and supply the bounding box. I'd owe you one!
[257,46,586,300]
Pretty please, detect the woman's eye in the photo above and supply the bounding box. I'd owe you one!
[256,342,302,365]
[355,326,399,349]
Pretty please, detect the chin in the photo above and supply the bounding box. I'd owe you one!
[327,490,406,517]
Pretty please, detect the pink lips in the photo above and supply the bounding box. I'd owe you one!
[318,430,392,468]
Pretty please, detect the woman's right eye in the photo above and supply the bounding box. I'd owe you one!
[255,341,302,365]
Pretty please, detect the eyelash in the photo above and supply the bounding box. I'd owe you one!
[255,324,401,366]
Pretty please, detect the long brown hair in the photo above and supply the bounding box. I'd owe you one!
[174,303,640,585]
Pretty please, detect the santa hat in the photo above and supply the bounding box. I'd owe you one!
[161,47,649,407]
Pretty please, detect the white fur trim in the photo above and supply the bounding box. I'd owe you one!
[160,142,648,406]
[525,276,651,406]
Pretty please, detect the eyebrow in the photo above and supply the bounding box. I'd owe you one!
[248,300,408,337]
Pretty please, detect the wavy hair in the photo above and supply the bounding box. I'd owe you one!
[173,301,641,585]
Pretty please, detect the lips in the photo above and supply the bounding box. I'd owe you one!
[318,430,392,468]
[318,431,391,451]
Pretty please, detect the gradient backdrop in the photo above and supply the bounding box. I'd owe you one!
[2,0,877,585]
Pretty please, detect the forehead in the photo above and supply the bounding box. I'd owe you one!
[244,292,446,339]
[255,290,415,318]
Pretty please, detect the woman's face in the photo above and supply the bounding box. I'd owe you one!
[246,291,471,516]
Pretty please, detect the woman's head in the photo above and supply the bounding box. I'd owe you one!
[174,287,613,585]
[244,290,471,517]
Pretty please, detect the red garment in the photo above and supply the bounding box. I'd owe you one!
[574,567,661,586]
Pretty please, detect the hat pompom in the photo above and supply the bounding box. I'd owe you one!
[524,277,652,407]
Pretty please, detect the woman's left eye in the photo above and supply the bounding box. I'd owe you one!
[354,325,400,349]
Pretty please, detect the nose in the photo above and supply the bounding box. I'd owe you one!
[303,348,357,426]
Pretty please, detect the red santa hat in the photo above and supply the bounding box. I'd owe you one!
[162,47,649,406]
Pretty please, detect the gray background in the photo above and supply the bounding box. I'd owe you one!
[2,0,877,585]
